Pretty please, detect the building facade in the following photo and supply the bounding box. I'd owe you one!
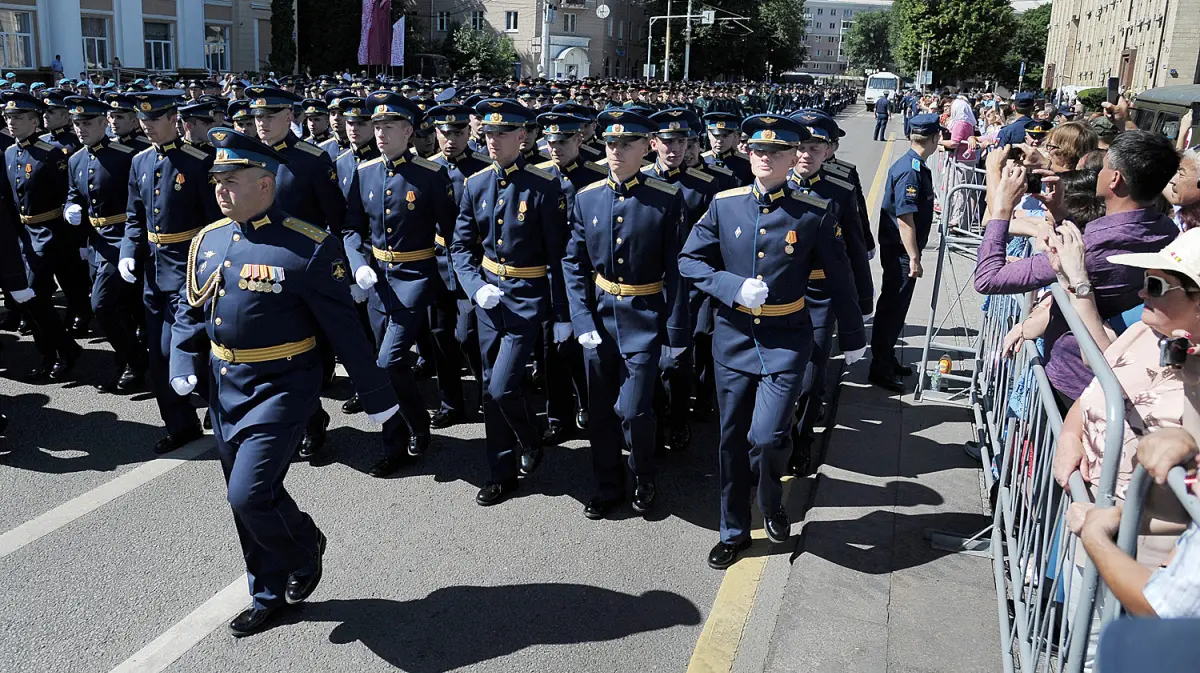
[0,0,273,80]
[423,0,648,79]
[1044,0,1200,92]
[798,0,891,76]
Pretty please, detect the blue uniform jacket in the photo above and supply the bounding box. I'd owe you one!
[41,128,81,154]
[122,140,222,294]
[0,210,29,292]
[432,149,491,293]
[874,98,891,117]
[536,157,607,215]
[996,115,1033,147]
[343,152,456,309]
[5,137,72,256]
[823,157,876,253]
[679,183,865,375]
[701,149,753,187]
[564,173,689,355]
[268,133,345,236]
[879,148,935,250]
[789,169,874,312]
[450,156,570,329]
[335,143,380,198]
[66,138,137,266]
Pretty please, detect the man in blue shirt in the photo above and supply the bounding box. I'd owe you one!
[873,93,891,142]
[996,92,1036,147]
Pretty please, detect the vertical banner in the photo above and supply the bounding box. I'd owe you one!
[359,0,392,65]
[357,0,372,65]
[391,17,405,67]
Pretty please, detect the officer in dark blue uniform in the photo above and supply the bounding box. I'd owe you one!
[643,108,720,452]
[450,99,571,507]
[300,98,333,147]
[227,99,255,136]
[540,102,604,163]
[333,97,380,197]
[63,95,147,393]
[118,91,222,453]
[869,113,941,392]
[170,128,400,637]
[321,88,353,161]
[178,100,218,152]
[873,92,891,141]
[996,91,1036,147]
[701,112,753,186]
[679,115,866,570]
[786,110,872,473]
[564,109,688,519]
[534,110,604,444]
[38,88,92,331]
[823,135,877,259]
[104,93,153,151]
[39,88,82,153]
[343,92,449,476]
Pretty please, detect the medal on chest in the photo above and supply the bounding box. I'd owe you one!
[785,230,797,255]
[518,200,527,222]
[406,190,416,211]
[175,173,185,191]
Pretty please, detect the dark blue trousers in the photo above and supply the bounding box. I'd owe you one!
[544,319,588,426]
[797,292,835,439]
[873,115,889,141]
[584,345,658,500]
[428,288,467,415]
[145,288,199,435]
[91,260,145,372]
[871,244,919,375]
[374,284,431,439]
[476,319,541,483]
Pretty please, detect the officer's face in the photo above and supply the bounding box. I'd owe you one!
[373,118,413,158]
[546,134,582,165]
[213,168,274,221]
[183,118,213,143]
[521,128,539,151]
[5,111,38,139]
[329,110,344,135]
[72,115,107,146]
[436,125,469,157]
[709,131,737,153]
[307,113,330,136]
[254,108,292,144]
[413,133,436,156]
[795,140,830,176]
[749,146,798,183]
[605,137,649,179]
[139,112,178,144]
[233,120,254,135]
[484,128,525,164]
[652,136,687,169]
[43,108,69,131]
[684,138,701,166]
[343,119,369,147]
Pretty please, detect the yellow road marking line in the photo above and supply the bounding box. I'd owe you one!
[865,132,897,227]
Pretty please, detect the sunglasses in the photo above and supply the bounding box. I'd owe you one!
[1144,272,1191,298]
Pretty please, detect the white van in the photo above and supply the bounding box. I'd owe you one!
[865,72,901,110]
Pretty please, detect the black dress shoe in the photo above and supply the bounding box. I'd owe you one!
[518,445,543,476]
[369,451,413,478]
[411,357,430,379]
[575,409,589,430]
[296,410,330,460]
[407,433,431,457]
[116,366,146,393]
[868,370,905,393]
[708,539,753,570]
[429,409,463,429]
[17,318,31,336]
[476,479,518,506]
[894,363,914,377]
[25,359,54,382]
[631,477,657,514]
[228,604,284,638]
[153,426,203,454]
[584,495,621,520]
[765,509,791,543]
[285,531,326,604]
[341,394,362,414]
[202,409,213,431]
[69,315,91,336]
[670,424,691,452]
[49,344,82,381]
[542,421,569,445]
[95,375,122,394]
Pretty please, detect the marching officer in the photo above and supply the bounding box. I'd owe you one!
[869,114,941,393]
[63,95,147,393]
[39,88,82,153]
[300,98,333,146]
[105,93,153,151]
[343,92,447,477]
[320,89,353,161]
[169,128,399,637]
[563,109,688,518]
[179,100,218,152]
[701,112,753,186]
[450,98,571,507]
[679,115,865,570]
[227,99,255,136]
[118,91,221,453]
[824,134,877,260]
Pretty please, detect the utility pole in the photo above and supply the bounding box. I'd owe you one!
[664,0,672,81]
[683,0,692,81]
[540,0,553,79]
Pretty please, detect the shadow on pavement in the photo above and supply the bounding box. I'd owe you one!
[796,509,991,573]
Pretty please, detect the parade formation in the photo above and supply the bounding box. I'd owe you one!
[0,73,896,637]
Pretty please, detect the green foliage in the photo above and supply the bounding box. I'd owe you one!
[891,0,1014,85]
[269,0,296,74]
[999,3,1051,88]
[843,10,892,73]
[1076,87,1108,112]
[447,24,518,79]
[643,0,807,80]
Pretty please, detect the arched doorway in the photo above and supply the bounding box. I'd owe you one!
[553,46,591,80]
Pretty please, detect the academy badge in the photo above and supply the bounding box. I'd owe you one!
[331,259,347,282]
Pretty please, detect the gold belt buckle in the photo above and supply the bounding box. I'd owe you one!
[496,263,507,277]
[751,307,763,316]
[611,282,623,297]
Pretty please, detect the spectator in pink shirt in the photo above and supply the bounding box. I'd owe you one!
[942,97,980,228]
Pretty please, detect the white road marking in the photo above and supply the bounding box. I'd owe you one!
[0,439,212,559]
[109,575,247,673]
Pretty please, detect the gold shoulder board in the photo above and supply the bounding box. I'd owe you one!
[283,217,329,242]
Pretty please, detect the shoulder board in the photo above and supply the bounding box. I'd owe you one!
[524,164,555,181]
[34,140,55,151]
[472,151,491,163]
[336,148,354,162]
[431,151,446,162]
[706,163,734,177]
[792,191,829,209]
[640,165,655,174]
[583,161,606,174]
[714,185,753,200]
[535,160,555,170]
[283,217,329,243]
[294,140,325,157]
[594,157,610,166]
[830,157,857,170]
[645,177,680,195]
[135,145,157,159]
[180,143,209,159]
[578,180,607,195]
[821,161,850,177]
[465,165,494,183]
[356,156,384,171]
[412,155,443,172]
[198,217,233,238]
[701,150,715,158]
[686,166,715,183]
[108,141,135,154]
[824,175,854,191]
[733,151,749,160]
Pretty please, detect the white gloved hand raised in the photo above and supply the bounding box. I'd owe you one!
[736,278,769,309]
[65,203,83,226]
[577,330,602,349]
[367,404,399,425]
[10,288,35,304]
[473,283,504,309]
[355,265,378,290]
[118,258,137,283]
[844,347,867,366]
[170,374,198,396]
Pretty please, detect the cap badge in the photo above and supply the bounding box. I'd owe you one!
[216,148,230,160]
[486,112,503,123]
[611,123,624,133]
[547,124,560,133]
[211,131,227,142]
[139,102,152,112]
[761,129,777,141]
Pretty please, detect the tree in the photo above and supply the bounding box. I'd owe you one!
[447,25,518,79]
[643,0,806,81]
[999,3,1051,90]
[297,0,359,75]
[843,10,892,74]
[891,0,1014,85]
[269,0,296,74]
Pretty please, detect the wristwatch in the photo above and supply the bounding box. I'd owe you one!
[1070,282,1093,298]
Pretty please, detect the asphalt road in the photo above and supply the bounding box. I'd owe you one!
[0,103,895,673]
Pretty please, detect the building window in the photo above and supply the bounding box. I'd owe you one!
[81,16,110,69]
[0,11,34,69]
[830,8,837,15]
[845,9,853,17]
[842,21,853,30]
[800,34,807,42]
[144,21,174,71]
[607,17,613,37]
[828,36,835,42]
[603,56,610,77]
[805,19,812,28]
[815,22,821,29]
[817,8,823,15]
[618,19,624,39]
[205,24,228,72]
[469,10,484,31]
[505,11,518,32]
[436,11,449,32]
[563,12,576,33]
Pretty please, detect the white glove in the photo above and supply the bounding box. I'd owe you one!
[355,265,378,290]
[553,322,573,344]
[10,287,35,304]
[577,330,602,349]
[367,403,399,425]
[118,257,137,283]
[844,347,867,366]
[64,203,83,226]
[170,374,198,396]
[349,283,368,304]
[473,283,504,309]
[736,278,769,309]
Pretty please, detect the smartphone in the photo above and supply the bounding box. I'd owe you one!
[1026,172,1043,194]
[1106,77,1120,106]
[1160,336,1189,369]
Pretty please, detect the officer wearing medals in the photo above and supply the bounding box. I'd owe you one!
[679,114,866,570]
[450,98,571,507]
[118,92,222,454]
[642,108,720,452]
[63,95,146,394]
[786,110,873,474]
[869,114,940,393]
[534,109,605,444]
[564,109,688,518]
[343,92,450,477]
[169,128,400,637]
[701,112,753,187]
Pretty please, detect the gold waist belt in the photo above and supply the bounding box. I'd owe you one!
[735,297,806,317]
[211,336,317,364]
[372,246,436,263]
[594,273,663,297]
[148,226,202,245]
[19,208,63,225]
[481,256,547,279]
[90,213,128,228]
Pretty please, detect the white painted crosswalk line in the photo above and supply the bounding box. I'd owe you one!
[0,439,212,559]
[109,575,247,673]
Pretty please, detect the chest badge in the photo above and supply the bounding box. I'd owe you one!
[592,216,598,227]
[785,230,797,255]
[406,190,416,211]
[368,191,374,201]
[204,250,215,258]
[24,163,31,176]
[734,226,742,239]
